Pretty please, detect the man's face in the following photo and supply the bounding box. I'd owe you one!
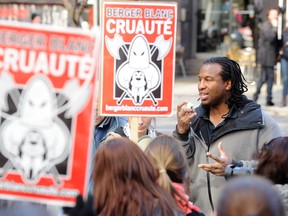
[198,64,231,107]
[32,16,42,23]
[268,9,278,21]
[128,116,152,137]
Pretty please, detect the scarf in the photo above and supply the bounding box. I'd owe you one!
[172,182,201,214]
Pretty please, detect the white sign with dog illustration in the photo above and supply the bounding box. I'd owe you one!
[100,1,177,117]
[0,21,99,207]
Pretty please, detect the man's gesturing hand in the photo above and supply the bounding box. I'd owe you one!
[198,142,232,176]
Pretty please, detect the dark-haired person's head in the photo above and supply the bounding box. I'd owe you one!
[31,13,41,23]
[201,57,248,108]
[216,176,285,216]
[254,136,288,184]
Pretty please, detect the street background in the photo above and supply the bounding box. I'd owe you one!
[156,53,288,137]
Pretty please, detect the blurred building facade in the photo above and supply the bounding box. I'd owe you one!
[0,0,282,59]
[0,0,93,28]
[180,0,280,59]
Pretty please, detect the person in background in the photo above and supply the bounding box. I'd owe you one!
[93,96,127,150]
[232,3,243,28]
[145,135,205,216]
[207,21,219,39]
[253,8,281,106]
[109,116,160,151]
[280,28,288,106]
[214,176,285,216]
[173,56,282,215]
[93,137,182,216]
[31,13,42,23]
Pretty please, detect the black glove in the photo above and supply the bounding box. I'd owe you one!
[68,194,96,216]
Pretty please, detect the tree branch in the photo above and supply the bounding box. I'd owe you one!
[74,0,88,27]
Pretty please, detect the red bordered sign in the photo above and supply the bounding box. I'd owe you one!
[100,1,177,116]
[0,22,99,206]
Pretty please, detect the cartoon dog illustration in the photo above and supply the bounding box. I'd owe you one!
[115,35,161,105]
[128,71,149,104]
[18,130,47,181]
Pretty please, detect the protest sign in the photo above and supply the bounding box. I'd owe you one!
[100,1,177,116]
[0,21,99,206]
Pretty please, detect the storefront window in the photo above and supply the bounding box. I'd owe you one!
[197,0,255,53]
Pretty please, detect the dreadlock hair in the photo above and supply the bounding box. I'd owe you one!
[203,56,248,108]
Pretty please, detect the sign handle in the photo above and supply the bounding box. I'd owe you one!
[130,117,138,143]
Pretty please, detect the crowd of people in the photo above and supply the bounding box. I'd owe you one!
[70,56,287,216]
[1,6,288,216]
[0,54,286,215]
[2,55,287,216]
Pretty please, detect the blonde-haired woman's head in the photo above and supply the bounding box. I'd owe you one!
[145,134,189,195]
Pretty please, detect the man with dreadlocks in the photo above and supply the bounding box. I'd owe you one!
[172,56,282,216]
